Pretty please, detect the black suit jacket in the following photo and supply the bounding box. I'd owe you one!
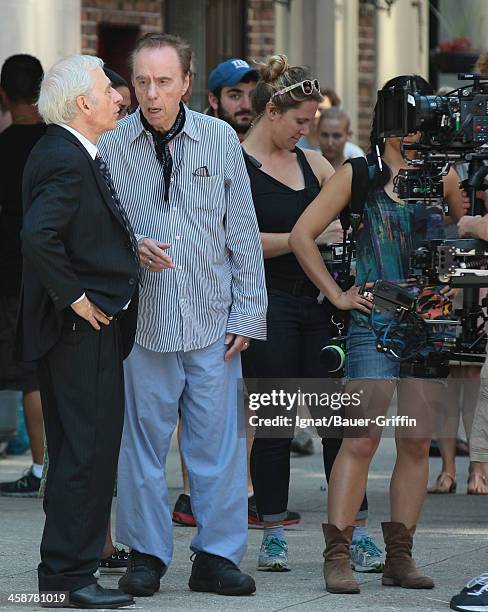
[16,125,139,362]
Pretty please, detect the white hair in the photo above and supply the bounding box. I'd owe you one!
[37,54,104,125]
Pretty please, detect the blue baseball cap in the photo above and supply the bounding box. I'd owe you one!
[208,58,258,92]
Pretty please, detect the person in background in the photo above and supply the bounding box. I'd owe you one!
[298,86,364,160]
[205,58,258,142]
[104,68,132,118]
[456,210,488,483]
[449,59,488,609]
[429,74,488,495]
[448,211,488,612]
[318,107,356,170]
[210,57,319,459]
[0,54,46,498]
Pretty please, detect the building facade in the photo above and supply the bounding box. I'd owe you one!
[1,0,486,148]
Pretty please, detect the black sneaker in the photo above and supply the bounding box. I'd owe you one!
[451,573,488,611]
[189,551,256,596]
[248,495,301,527]
[118,549,166,597]
[172,493,196,526]
[99,546,129,573]
[0,466,40,497]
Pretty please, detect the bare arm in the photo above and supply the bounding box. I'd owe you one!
[444,165,465,222]
[302,148,335,186]
[289,163,372,313]
[261,232,292,258]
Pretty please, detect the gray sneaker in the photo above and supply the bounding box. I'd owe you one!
[350,536,384,573]
[257,535,290,572]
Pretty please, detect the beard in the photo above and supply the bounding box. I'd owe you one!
[217,100,253,136]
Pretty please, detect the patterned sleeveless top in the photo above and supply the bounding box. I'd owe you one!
[352,185,451,327]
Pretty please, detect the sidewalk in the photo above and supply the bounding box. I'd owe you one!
[0,435,487,611]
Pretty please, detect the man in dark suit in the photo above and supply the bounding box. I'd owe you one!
[17,54,139,609]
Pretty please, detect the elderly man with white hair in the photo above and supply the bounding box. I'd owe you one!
[16,54,139,609]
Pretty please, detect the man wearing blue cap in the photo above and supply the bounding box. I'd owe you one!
[207,58,258,142]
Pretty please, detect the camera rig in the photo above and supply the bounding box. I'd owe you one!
[368,74,488,375]
[376,72,488,212]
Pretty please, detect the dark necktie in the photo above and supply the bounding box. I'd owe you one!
[94,154,140,275]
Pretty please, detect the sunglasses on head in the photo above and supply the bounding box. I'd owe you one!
[271,79,320,100]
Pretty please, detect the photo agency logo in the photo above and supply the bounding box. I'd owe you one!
[248,388,362,412]
[241,378,422,438]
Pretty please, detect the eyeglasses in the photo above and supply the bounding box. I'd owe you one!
[271,79,320,100]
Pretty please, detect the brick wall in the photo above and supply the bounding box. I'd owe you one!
[247,0,275,62]
[81,0,163,55]
[357,0,376,151]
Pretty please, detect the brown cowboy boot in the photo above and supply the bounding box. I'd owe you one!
[322,524,360,594]
[381,522,434,589]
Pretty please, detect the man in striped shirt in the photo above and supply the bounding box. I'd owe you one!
[98,33,267,598]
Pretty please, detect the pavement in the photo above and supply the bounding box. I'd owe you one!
[0,433,487,612]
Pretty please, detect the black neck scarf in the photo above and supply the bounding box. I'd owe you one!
[141,102,186,201]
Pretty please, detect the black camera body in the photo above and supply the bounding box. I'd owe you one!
[393,166,445,201]
[356,75,488,375]
[319,77,488,376]
[376,74,488,150]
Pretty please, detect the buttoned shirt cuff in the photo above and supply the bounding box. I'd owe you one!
[135,234,147,242]
[226,311,267,341]
[72,293,86,305]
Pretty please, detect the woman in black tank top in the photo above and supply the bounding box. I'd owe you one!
[240,55,370,573]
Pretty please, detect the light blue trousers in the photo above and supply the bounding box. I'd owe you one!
[116,337,247,567]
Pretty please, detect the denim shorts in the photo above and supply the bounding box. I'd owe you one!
[345,319,452,383]
[345,321,400,381]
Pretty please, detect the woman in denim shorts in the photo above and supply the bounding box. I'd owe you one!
[290,75,465,595]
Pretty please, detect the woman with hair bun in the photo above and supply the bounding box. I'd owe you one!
[241,55,378,573]
[290,75,465,594]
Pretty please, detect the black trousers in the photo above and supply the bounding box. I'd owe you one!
[242,290,368,521]
[37,313,125,593]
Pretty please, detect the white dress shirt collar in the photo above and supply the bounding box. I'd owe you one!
[58,124,98,160]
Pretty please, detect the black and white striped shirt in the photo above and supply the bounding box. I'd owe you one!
[98,108,267,353]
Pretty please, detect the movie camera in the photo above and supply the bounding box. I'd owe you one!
[371,74,488,375]
[321,75,488,377]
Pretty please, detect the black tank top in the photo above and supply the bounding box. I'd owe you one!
[243,147,321,281]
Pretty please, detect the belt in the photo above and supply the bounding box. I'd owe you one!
[266,275,319,299]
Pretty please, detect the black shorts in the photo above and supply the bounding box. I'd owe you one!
[0,295,38,393]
